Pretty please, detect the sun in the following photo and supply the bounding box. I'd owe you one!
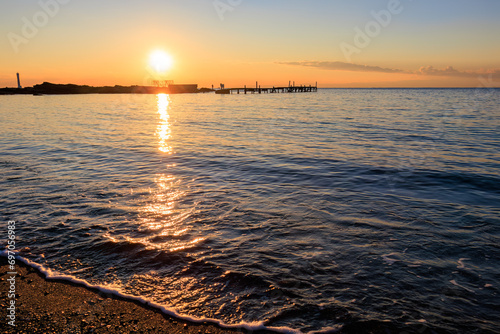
[149,50,173,73]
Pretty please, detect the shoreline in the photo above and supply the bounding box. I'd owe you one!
[0,256,458,334]
[0,256,275,334]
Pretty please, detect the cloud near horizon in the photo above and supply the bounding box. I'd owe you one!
[279,61,404,74]
[417,65,500,78]
[280,61,500,79]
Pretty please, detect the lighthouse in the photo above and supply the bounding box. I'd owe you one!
[16,73,22,89]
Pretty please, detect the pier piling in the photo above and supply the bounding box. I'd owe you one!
[215,82,317,95]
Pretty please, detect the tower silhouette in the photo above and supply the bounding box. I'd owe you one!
[16,73,22,89]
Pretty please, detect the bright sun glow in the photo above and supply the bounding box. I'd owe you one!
[149,50,173,73]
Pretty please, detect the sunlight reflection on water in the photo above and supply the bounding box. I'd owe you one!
[157,93,172,154]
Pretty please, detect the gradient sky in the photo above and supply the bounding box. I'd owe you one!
[1,0,499,88]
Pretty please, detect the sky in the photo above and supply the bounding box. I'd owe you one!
[1,0,500,88]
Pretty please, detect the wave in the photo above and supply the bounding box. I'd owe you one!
[0,250,302,334]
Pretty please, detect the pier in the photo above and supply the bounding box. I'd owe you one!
[215,81,318,94]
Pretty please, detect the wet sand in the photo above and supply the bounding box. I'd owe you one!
[0,257,273,334]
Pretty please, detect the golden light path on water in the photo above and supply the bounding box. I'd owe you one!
[157,93,172,154]
[139,94,205,252]
[105,94,204,253]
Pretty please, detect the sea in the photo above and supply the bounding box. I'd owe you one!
[1,88,499,333]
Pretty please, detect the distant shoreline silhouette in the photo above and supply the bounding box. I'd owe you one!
[0,82,205,95]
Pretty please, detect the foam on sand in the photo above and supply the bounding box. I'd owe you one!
[1,251,302,334]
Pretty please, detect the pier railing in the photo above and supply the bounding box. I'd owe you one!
[215,82,318,95]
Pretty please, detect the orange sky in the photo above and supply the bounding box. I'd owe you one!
[1,0,499,88]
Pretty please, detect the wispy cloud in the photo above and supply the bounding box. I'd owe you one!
[417,65,500,78]
[279,61,405,74]
[279,61,500,79]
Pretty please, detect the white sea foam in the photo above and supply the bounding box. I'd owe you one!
[0,251,303,334]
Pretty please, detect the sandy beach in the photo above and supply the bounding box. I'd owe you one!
[0,257,274,334]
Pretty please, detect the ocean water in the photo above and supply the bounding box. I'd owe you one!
[1,89,499,333]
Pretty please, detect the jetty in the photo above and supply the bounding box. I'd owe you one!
[215,81,318,94]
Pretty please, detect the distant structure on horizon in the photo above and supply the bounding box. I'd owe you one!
[16,73,22,89]
[152,79,174,88]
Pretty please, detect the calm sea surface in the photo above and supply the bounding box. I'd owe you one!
[1,89,499,333]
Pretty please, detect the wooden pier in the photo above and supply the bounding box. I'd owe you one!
[215,81,318,95]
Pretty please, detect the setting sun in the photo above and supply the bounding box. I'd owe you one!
[149,50,173,74]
